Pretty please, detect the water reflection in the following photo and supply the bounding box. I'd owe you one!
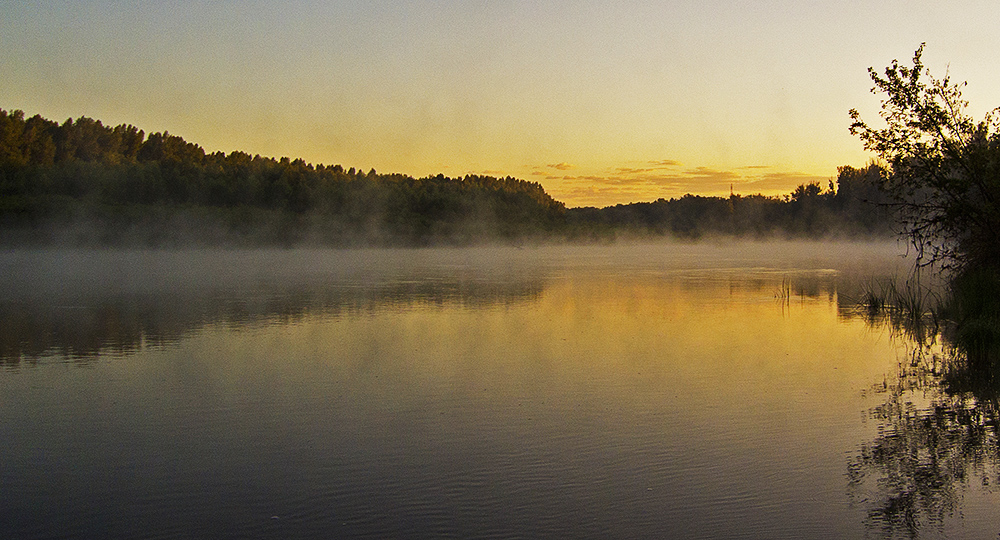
[2,273,876,368]
[0,279,545,366]
[11,242,996,539]
[848,288,1000,539]
[0,249,549,366]
[1,244,884,367]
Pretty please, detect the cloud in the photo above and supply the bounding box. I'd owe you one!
[550,183,658,208]
[614,167,654,175]
[531,158,835,208]
[685,167,740,179]
[739,171,829,193]
[611,161,681,176]
[647,159,682,167]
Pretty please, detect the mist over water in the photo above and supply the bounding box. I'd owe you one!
[0,240,907,363]
[1,241,991,539]
[0,238,909,299]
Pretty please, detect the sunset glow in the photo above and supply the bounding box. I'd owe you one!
[3,1,999,207]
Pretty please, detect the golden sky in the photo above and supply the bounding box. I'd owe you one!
[3,1,999,207]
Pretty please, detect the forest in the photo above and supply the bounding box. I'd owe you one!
[0,108,892,246]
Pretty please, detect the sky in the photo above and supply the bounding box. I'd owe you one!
[3,1,1000,208]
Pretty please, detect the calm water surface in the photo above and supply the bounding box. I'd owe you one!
[1,242,998,539]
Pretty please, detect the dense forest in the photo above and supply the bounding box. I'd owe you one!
[0,108,892,246]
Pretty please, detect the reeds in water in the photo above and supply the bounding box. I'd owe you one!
[858,275,943,348]
[859,268,1000,396]
[774,276,791,300]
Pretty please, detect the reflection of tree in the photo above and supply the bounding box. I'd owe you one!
[1,301,151,365]
[0,278,545,367]
[847,325,1000,538]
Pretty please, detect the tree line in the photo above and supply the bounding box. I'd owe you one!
[0,108,892,246]
[566,164,891,240]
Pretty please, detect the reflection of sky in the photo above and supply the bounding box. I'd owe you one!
[3,243,997,538]
[0,247,905,538]
[0,243,907,363]
[3,2,1000,206]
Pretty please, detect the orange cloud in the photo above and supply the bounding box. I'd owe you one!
[647,159,682,167]
[547,162,573,171]
[614,167,654,175]
[542,161,832,208]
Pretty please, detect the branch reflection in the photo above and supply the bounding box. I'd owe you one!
[1,274,545,366]
[848,298,1000,539]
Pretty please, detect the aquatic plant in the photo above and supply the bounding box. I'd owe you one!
[773,276,792,303]
[858,274,942,348]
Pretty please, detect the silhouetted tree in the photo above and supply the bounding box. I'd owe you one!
[850,44,1000,272]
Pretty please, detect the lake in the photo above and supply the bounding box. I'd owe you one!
[1,242,998,539]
